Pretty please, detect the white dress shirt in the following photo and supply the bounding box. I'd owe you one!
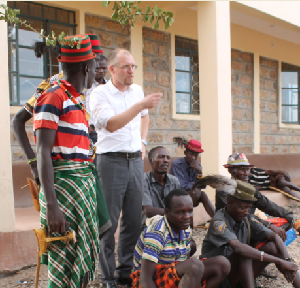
[90,79,148,153]
[85,78,107,125]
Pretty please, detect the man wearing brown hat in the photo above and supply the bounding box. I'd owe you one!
[217,153,300,238]
[201,180,300,288]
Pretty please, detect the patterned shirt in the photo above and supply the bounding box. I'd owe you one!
[169,157,204,191]
[34,80,92,163]
[249,167,270,189]
[24,72,63,115]
[132,216,192,272]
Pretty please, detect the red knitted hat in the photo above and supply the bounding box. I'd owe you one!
[58,35,96,63]
[86,34,103,53]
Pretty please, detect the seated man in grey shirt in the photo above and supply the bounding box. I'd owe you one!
[201,180,299,288]
[143,146,181,222]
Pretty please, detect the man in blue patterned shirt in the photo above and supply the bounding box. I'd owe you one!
[130,189,230,288]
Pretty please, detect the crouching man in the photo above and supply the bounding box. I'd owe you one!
[201,180,299,288]
[131,189,230,288]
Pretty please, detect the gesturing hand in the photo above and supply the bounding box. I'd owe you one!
[142,93,162,109]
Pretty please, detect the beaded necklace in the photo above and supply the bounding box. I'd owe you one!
[58,80,90,121]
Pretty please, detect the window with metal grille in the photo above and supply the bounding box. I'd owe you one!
[175,36,199,115]
[7,1,76,106]
[281,62,300,124]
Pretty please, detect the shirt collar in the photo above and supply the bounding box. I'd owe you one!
[163,216,185,241]
[150,172,170,185]
[178,157,190,169]
[107,79,133,94]
[223,207,245,229]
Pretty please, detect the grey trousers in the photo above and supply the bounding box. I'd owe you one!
[96,154,143,283]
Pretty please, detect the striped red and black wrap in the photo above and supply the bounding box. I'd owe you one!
[58,34,96,63]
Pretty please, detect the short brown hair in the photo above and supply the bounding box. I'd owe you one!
[107,48,131,67]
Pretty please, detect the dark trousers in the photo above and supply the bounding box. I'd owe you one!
[96,154,143,283]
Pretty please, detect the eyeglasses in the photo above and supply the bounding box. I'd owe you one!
[113,64,138,71]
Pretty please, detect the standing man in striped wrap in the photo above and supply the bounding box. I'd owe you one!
[34,35,103,288]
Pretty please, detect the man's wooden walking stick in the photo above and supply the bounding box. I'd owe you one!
[33,226,76,288]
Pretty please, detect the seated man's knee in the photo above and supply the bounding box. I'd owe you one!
[214,256,231,276]
[188,258,204,275]
[262,241,279,257]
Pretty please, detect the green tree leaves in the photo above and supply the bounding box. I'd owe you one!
[102,1,174,30]
[0,1,174,50]
[0,4,82,48]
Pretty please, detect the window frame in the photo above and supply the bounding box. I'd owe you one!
[7,1,76,106]
[281,62,300,124]
[175,36,199,115]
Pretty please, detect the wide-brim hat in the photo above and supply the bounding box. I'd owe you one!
[232,180,257,203]
[86,34,103,53]
[58,35,96,63]
[184,139,204,153]
[223,153,254,168]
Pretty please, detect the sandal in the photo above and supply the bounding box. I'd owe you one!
[259,269,278,279]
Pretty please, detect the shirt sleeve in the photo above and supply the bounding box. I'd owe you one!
[169,162,192,191]
[140,88,148,117]
[142,174,153,207]
[206,219,238,248]
[249,215,273,242]
[174,177,181,189]
[34,91,63,131]
[142,230,164,263]
[90,87,115,129]
[254,190,294,223]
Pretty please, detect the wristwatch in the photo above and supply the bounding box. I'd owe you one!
[141,139,148,146]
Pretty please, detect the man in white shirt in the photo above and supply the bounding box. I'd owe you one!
[90,48,162,288]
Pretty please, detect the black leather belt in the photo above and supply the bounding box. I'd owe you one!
[103,151,141,160]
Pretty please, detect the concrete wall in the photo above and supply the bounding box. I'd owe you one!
[260,56,300,153]
[143,27,201,156]
[231,49,254,154]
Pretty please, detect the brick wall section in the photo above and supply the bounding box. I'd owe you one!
[260,57,300,153]
[85,14,130,55]
[231,49,254,154]
[143,27,200,157]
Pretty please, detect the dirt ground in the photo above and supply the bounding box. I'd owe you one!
[1,205,300,288]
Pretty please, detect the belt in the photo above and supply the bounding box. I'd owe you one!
[103,151,141,160]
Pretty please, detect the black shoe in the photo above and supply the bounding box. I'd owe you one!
[102,283,117,288]
[116,277,132,286]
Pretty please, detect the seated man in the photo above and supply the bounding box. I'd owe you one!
[143,146,197,255]
[269,173,300,200]
[249,166,291,191]
[143,146,181,221]
[216,153,300,239]
[201,180,299,288]
[170,138,204,191]
[131,189,231,288]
